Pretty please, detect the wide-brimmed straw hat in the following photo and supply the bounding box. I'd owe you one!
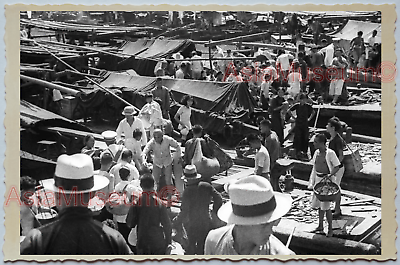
[122,106,137,116]
[218,175,292,225]
[181,165,202,181]
[42,154,109,194]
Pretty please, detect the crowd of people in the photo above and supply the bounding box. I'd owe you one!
[20,91,348,254]
[154,30,379,107]
[19,18,362,256]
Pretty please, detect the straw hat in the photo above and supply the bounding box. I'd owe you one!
[218,175,292,225]
[101,130,117,141]
[42,154,109,194]
[122,106,137,116]
[181,165,202,181]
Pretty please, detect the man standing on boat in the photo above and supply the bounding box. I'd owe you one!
[116,106,148,150]
[259,119,281,191]
[152,77,171,120]
[191,50,204,80]
[308,133,340,237]
[173,165,222,255]
[366,30,378,65]
[246,134,270,180]
[142,129,181,192]
[326,117,345,218]
[329,48,348,105]
[350,31,365,67]
[205,175,294,255]
[287,93,315,161]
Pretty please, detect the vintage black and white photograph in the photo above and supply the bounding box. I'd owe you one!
[15,8,391,258]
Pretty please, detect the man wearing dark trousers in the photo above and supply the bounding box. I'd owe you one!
[173,165,223,255]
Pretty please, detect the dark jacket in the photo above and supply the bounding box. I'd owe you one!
[176,181,222,226]
[126,192,172,255]
[20,207,132,255]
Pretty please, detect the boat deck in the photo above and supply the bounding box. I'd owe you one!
[210,164,381,254]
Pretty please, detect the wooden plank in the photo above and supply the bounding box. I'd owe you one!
[212,167,254,188]
[273,225,378,254]
[351,216,381,236]
[341,199,376,206]
[20,150,57,165]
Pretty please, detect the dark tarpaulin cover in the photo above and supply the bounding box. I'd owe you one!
[119,39,156,57]
[117,57,158,77]
[93,73,256,113]
[20,100,91,132]
[135,39,195,59]
[117,39,195,76]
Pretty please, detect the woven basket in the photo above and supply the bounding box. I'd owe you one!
[313,177,340,202]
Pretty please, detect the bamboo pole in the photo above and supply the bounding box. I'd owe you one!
[232,41,297,52]
[20,74,82,97]
[36,39,128,58]
[53,81,93,90]
[167,56,256,62]
[58,52,99,60]
[205,32,272,47]
[36,39,161,62]
[25,38,139,111]
[64,70,102,79]
[208,40,213,72]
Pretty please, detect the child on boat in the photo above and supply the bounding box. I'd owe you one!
[308,133,341,237]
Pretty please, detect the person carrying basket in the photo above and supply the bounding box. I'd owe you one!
[307,133,341,237]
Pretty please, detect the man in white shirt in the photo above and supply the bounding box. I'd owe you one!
[276,50,294,72]
[191,51,204,80]
[276,50,294,85]
[260,61,277,110]
[116,106,147,147]
[320,39,335,67]
[366,30,378,60]
[212,46,225,72]
[246,134,270,180]
[175,62,186,79]
[329,49,348,105]
[172,52,184,70]
[142,129,181,192]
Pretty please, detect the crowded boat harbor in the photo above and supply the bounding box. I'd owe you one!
[19,11,383,256]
